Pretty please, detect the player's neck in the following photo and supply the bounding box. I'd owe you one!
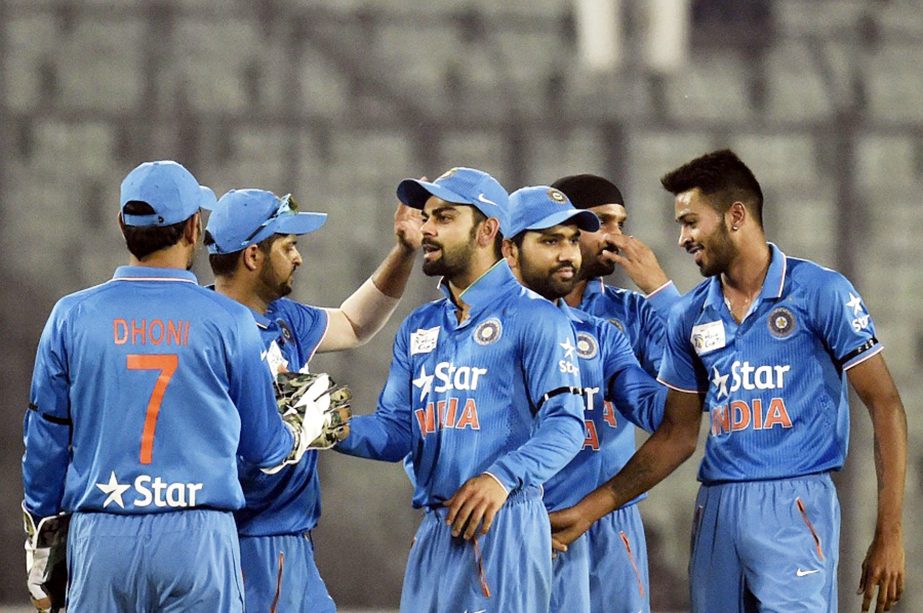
[720,239,771,317]
[564,278,588,308]
[446,255,499,322]
[215,277,270,315]
[128,244,193,271]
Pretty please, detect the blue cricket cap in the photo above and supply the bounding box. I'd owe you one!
[506,185,601,238]
[205,189,327,254]
[396,167,510,235]
[120,160,216,227]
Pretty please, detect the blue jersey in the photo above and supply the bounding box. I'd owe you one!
[658,245,882,483]
[235,299,329,536]
[23,266,293,519]
[543,303,666,511]
[578,279,680,376]
[338,261,586,506]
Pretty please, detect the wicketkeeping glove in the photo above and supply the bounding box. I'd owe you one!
[22,502,69,613]
[262,371,352,475]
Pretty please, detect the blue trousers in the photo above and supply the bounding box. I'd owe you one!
[401,487,551,613]
[67,510,243,612]
[689,474,840,613]
[239,532,336,612]
[551,504,650,613]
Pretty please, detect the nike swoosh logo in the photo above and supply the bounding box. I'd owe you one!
[477,193,497,207]
[796,568,821,577]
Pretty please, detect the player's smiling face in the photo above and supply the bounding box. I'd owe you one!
[258,234,303,299]
[579,203,626,279]
[515,223,582,300]
[675,188,737,277]
[419,197,480,279]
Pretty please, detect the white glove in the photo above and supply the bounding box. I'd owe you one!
[22,502,69,612]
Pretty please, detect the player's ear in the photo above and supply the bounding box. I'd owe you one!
[183,212,201,246]
[241,244,263,272]
[502,238,519,271]
[727,201,747,232]
[478,217,501,247]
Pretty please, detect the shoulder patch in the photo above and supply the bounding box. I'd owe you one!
[691,320,726,355]
[411,326,440,355]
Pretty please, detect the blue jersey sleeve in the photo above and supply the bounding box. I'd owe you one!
[627,292,671,377]
[599,322,666,433]
[811,271,881,369]
[484,306,585,491]
[286,301,329,365]
[23,302,72,517]
[229,311,294,468]
[336,320,414,462]
[657,299,708,394]
[645,280,683,319]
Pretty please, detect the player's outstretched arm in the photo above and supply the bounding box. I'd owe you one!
[847,353,907,613]
[604,234,673,296]
[319,203,423,352]
[550,388,701,550]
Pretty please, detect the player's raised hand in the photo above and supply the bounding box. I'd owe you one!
[603,234,669,295]
[548,505,593,553]
[443,473,509,540]
[394,189,424,253]
[858,531,904,613]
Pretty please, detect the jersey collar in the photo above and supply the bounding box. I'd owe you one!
[438,260,517,317]
[703,243,787,311]
[112,266,198,284]
[555,298,586,324]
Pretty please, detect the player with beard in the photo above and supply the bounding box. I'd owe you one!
[337,168,586,612]
[503,186,668,613]
[556,150,907,613]
[205,188,422,612]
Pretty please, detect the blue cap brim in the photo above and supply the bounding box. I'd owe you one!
[396,179,473,209]
[525,209,600,233]
[198,186,217,211]
[269,212,328,236]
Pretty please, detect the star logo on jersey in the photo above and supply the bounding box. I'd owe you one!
[712,366,729,400]
[413,365,435,401]
[846,292,863,316]
[767,306,796,338]
[96,471,131,509]
[576,332,598,359]
[560,339,577,360]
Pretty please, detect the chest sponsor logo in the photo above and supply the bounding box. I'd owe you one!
[846,292,870,332]
[576,332,598,360]
[709,361,793,436]
[691,320,726,355]
[559,339,580,375]
[410,326,440,355]
[96,471,203,509]
[263,340,289,376]
[767,306,796,338]
[413,361,486,436]
[473,318,502,346]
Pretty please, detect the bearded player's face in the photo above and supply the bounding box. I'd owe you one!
[258,234,303,299]
[578,203,626,279]
[515,224,582,301]
[419,197,481,279]
[675,189,737,278]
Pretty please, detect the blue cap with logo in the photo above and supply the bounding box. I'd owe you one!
[396,167,510,234]
[506,185,601,238]
[120,160,216,227]
[205,189,327,254]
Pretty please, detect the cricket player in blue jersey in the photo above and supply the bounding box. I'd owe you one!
[502,186,668,613]
[336,167,586,612]
[21,161,318,612]
[205,187,422,612]
[547,174,682,611]
[555,150,908,613]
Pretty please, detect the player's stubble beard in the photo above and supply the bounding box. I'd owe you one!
[519,253,579,302]
[421,224,480,279]
[258,258,295,301]
[579,237,616,280]
[696,220,737,278]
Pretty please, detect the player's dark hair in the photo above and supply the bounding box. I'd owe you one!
[207,232,286,277]
[470,207,503,259]
[551,174,625,210]
[121,201,189,259]
[660,149,764,227]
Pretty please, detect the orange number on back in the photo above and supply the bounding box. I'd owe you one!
[127,354,178,465]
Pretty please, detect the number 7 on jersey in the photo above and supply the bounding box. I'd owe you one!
[127,354,179,465]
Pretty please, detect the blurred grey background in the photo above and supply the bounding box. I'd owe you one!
[1,0,920,610]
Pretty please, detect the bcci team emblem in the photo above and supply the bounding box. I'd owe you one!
[608,318,625,333]
[474,318,502,345]
[548,188,567,204]
[768,307,796,338]
[576,332,598,360]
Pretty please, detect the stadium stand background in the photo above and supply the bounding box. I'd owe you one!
[1,0,921,610]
